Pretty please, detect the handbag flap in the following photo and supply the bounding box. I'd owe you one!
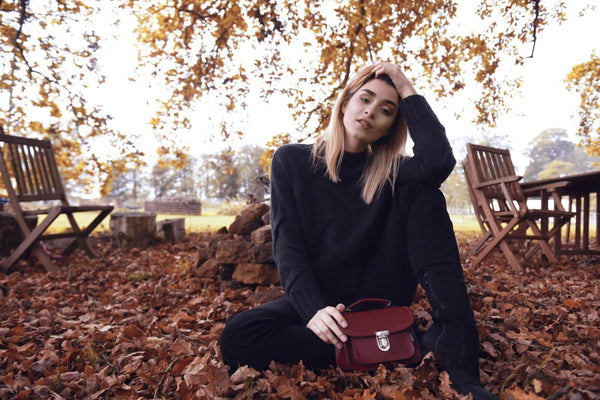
[350,330,417,364]
[341,306,414,337]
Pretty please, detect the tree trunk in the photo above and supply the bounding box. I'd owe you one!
[157,218,185,243]
[110,212,157,248]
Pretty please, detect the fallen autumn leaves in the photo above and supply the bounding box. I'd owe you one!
[0,232,598,399]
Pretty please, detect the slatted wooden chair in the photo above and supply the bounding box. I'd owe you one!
[462,158,493,256]
[0,133,113,273]
[463,143,574,271]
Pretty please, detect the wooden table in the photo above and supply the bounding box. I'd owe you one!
[521,171,600,255]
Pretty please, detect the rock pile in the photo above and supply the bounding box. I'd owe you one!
[196,202,278,286]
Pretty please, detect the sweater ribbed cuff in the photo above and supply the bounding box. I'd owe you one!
[400,95,446,144]
[288,288,328,325]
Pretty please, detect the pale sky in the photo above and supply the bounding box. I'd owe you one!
[94,2,600,173]
[449,2,600,172]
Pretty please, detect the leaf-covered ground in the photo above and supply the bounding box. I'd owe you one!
[1,232,598,399]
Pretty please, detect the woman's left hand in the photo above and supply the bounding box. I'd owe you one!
[306,304,348,348]
[373,63,417,99]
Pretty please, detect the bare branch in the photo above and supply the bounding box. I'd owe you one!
[359,1,375,64]
[176,7,219,20]
[528,0,540,58]
[14,0,34,78]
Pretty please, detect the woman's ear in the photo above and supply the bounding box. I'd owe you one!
[342,101,347,113]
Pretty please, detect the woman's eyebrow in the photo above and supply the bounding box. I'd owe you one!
[360,89,397,108]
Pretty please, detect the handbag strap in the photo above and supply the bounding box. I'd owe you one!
[346,298,391,312]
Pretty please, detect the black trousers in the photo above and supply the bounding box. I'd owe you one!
[220,296,336,370]
[220,184,463,371]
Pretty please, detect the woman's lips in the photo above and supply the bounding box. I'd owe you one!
[358,119,371,129]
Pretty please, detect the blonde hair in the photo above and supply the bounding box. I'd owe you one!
[312,65,408,204]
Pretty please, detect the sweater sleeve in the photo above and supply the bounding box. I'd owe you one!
[396,95,456,186]
[270,146,328,324]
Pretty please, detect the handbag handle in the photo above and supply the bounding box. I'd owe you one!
[346,298,391,311]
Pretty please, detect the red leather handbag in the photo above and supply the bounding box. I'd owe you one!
[335,298,422,371]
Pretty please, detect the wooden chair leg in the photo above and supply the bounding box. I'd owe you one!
[1,243,58,273]
[527,221,558,263]
[472,218,520,265]
[62,237,95,257]
[471,231,492,255]
[63,209,111,256]
[524,243,542,261]
[31,245,59,273]
[63,213,92,256]
[499,240,523,271]
[2,208,62,273]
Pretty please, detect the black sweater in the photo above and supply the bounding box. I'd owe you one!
[270,95,456,323]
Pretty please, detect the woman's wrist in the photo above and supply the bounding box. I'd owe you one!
[397,85,417,99]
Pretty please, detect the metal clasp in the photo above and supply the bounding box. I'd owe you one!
[375,330,390,351]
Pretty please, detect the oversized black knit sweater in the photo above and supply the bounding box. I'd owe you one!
[270,95,456,323]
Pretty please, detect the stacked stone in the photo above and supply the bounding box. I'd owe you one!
[196,202,278,285]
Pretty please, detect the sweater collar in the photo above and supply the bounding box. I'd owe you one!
[339,150,367,182]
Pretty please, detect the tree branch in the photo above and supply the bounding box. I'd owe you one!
[7,0,110,177]
[528,0,540,58]
[176,7,218,20]
[344,0,364,82]
[364,29,374,63]
[14,0,34,78]
[359,1,375,64]
[301,0,367,136]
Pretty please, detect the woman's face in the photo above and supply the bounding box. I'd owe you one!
[342,78,399,153]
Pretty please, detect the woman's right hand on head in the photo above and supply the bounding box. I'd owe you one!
[306,304,348,348]
[373,62,417,99]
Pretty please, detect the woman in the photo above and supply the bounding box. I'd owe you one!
[220,63,496,399]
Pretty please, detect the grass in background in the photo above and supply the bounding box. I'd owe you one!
[45,211,479,234]
[182,213,235,232]
[450,214,480,233]
[44,211,235,233]
[43,211,596,242]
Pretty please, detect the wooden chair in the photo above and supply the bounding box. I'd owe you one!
[463,143,574,271]
[0,133,113,273]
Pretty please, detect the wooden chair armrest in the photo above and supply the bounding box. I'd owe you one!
[474,175,522,189]
[521,180,570,195]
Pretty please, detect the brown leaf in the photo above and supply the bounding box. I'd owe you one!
[2,231,598,399]
[121,324,143,338]
[500,386,545,400]
[170,339,194,356]
[271,374,305,399]
[230,365,261,384]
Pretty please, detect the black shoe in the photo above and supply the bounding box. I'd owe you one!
[420,269,480,377]
[447,368,499,400]
[420,269,498,399]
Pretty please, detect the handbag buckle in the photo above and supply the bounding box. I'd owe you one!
[375,330,390,352]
